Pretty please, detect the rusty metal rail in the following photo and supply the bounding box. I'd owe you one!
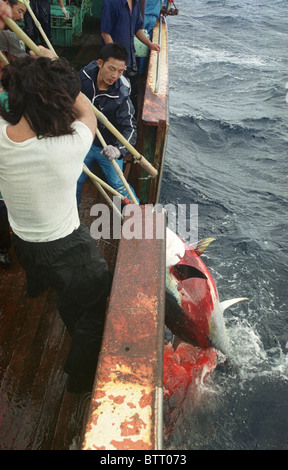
[82,207,166,450]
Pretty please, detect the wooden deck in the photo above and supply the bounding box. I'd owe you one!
[0,255,88,450]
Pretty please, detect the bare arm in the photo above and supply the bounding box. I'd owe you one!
[0,0,12,30]
[74,92,97,139]
[101,32,113,44]
[135,29,160,52]
[29,45,58,60]
[58,0,69,19]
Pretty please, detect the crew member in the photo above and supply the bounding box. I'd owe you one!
[77,42,138,205]
[0,47,111,392]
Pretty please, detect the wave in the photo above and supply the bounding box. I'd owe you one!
[222,318,288,384]
[169,41,269,70]
[169,112,284,142]
[165,0,288,451]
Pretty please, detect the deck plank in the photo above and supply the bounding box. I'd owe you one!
[0,256,93,450]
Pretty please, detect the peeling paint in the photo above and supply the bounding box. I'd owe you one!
[82,379,153,450]
[81,208,166,450]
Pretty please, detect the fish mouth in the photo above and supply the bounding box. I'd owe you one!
[172,264,207,281]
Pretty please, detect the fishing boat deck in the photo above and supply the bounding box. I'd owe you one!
[0,12,169,450]
[0,15,105,450]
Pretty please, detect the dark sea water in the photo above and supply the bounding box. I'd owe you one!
[160,0,288,450]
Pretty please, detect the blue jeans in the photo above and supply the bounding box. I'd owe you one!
[77,144,139,205]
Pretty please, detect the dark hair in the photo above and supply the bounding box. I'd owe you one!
[99,43,128,64]
[6,0,20,6]
[0,55,81,137]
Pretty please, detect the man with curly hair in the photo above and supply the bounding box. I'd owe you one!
[0,47,111,392]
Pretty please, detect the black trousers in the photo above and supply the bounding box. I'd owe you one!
[24,0,53,45]
[0,200,11,251]
[13,224,112,383]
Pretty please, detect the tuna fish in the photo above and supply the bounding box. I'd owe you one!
[165,227,246,356]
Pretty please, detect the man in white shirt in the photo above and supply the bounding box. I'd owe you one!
[0,47,111,392]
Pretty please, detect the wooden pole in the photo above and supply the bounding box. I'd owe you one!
[83,168,124,220]
[96,129,139,205]
[22,0,56,53]
[83,164,132,205]
[3,17,158,177]
[0,50,9,66]
[93,107,158,177]
[4,17,41,55]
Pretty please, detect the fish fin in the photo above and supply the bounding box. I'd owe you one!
[220,297,248,311]
[189,237,216,256]
[172,264,207,281]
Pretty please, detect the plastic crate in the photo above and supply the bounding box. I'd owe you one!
[134,30,149,57]
[51,5,81,47]
[91,0,103,19]
[51,26,74,46]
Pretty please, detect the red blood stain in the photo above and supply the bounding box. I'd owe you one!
[163,342,217,398]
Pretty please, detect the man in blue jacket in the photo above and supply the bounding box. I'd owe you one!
[77,43,138,205]
[101,0,160,116]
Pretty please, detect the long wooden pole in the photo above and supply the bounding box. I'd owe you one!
[4,17,158,178]
[22,0,56,53]
[1,20,131,214]
[82,164,132,205]
[93,108,158,178]
[83,166,124,220]
[4,17,41,54]
[0,50,9,66]
[96,129,139,205]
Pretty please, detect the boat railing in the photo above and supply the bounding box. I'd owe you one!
[81,206,167,450]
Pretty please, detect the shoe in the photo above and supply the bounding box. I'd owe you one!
[0,250,11,268]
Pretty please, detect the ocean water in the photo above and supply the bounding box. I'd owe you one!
[160,0,288,450]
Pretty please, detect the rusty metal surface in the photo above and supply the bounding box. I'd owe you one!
[148,119,169,204]
[128,17,169,205]
[142,17,169,125]
[82,207,166,450]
